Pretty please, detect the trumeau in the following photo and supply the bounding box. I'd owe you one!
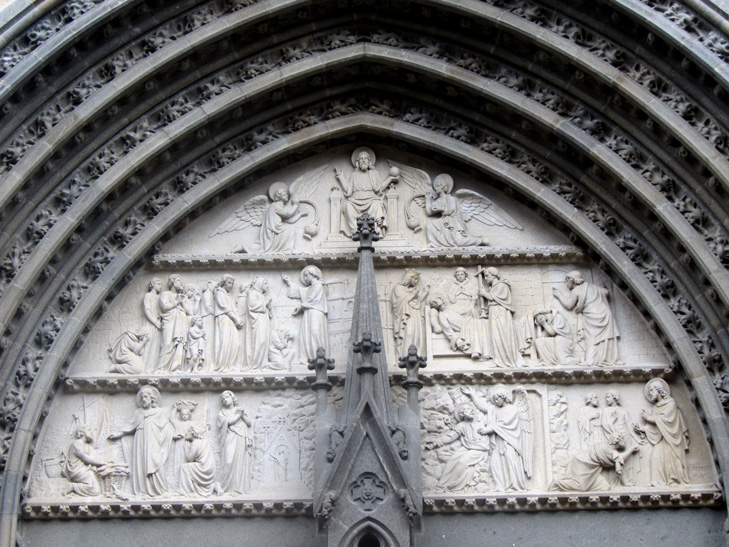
[24,148,719,532]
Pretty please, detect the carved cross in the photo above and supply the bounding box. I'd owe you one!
[398,344,427,386]
[308,346,335,390]
[352,213,381,250]
[353,332,381,375]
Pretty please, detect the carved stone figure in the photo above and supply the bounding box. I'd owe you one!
[178,426,217,497]
[451,267,490,359]
[578,391,603,451]
[477,267,524,367]
[269,328,294,369]
[552,271,620,366]
[211,166,325,252]
[428,295,471,352]
[283,266,329,365]
[62,425,115,496]
[108,386,174,497]
[213,275,244,372]
[391,269,429,357]
[392,162,522,246]
[186,315,206,372]
[107,331,148,374]
[181,284,200,319]
[601,390,642,486]
[217,391,252,494]
[334,147,398,236]
[142,278,162,371]
[532,310,578,366]
[465,385,533,492]
[245,277,272,370]
[170,400,197,486]
[423,402,491,491]
[198,281,216,367]
[157,274,187,373]
[634,379,690,486]
[550,433,639,492]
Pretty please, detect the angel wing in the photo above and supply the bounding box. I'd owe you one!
[513,386,533,478]
[387,160,431,231]
[210,194,269,237]
[289,163,329,201]
[455,189,523,230]
[387,160,430,199]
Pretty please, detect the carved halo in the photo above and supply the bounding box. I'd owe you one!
[351,146,376,167]
[300,264,322,284]
[268,182,289,201]
[433,173,454,193]
[645,377,671,400]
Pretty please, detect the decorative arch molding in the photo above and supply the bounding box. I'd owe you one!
[0,0,728,544]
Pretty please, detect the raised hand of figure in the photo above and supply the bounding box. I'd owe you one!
[281,273,292,286]
[424,440,438,450]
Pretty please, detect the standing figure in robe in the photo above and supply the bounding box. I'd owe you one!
[186,315,206,372]
[391,269,430,357]
[478,267,524,367]
[109,386,174,497]
[634,378,690,486]
[334,147,399,237]
[424,402,491,491]
[156,274,188,373]
[283,265,328,365]
[245,277,272,370]
[552,271,620,366]
[424,174,487,247]
[578,391,603,451]
[142,278,162,372]
[217,390,252,494]
[213,275,243,372]
[446,267,487,359]
[601,390,642,486]
[464,385,533,492]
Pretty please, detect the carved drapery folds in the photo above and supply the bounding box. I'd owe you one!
[1,0,729,543]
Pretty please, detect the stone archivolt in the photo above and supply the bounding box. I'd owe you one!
[1,0,729,544]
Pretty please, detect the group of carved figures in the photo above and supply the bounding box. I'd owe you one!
[393,266,621,367]
[61,380,690,499]
[108,267,329,374]
[423,378,690,494]
[212,147,523,251]
[62,387,253,498]
[552,379,690,491]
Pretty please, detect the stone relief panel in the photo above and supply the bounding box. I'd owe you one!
[165,147,561,255]
[420,379,716,495]
[27,387,318,502]
[27,378,716,508]
[68,262,670,378]
[23,147,721,519]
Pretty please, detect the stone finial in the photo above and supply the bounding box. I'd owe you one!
[352,213,381,251]
[398,344,427,388]
[353,332,381,376]
[308,346,335,391]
